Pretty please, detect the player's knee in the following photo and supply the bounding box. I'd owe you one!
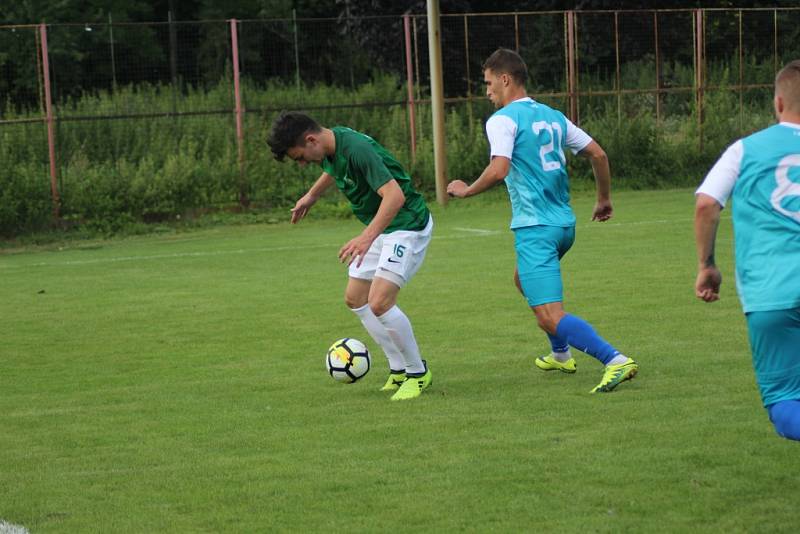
[534,314,558,335]
[368,297,394,317]
[770,417,800,441]
[513,272,524,295]
[768,401,800,441]
[532,305,565,335]
[344,293,366,310]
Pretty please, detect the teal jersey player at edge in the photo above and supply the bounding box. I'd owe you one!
[447,48,638,394]
[695,59,800,441]
[267,112,433,401]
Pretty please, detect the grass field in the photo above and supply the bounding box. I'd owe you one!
[1,188,798,532]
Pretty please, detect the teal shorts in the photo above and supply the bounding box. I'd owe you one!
[513,225,575,307]
[746,307,800,407]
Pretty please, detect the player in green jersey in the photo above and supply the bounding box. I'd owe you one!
[268,112,433,401]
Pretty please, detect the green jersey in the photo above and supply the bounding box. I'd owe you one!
[321,126,429,233]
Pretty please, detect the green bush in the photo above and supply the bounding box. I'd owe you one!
[0,66,781,237]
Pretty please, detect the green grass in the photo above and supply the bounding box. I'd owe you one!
[1,189,798,533]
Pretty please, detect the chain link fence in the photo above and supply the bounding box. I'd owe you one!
[2,8,800,234]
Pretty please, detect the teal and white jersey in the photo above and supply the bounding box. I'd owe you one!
[696,122,800,313]
[486,97,592,229]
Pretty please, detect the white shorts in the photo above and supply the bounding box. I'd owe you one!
[348,214,433,288]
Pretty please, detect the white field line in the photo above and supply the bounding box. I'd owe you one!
[453,226,497,234]
[0,520,30,534]
[1,215,724,269]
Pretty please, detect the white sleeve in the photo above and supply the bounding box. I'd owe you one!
[485,115,516,159]
[564,118,593,154]
[696,140,743,208]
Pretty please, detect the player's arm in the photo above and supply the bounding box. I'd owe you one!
[693,140,741,302]
[577,140,612,221]
[339,179,405,266]
[291,172,334,223]
[446,156,509,198]
[694,193,723,302]
[448,114,513,198]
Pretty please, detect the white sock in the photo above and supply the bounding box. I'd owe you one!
[351,304,406,372]
[552,350,572,363]
[608,354,629,366]
[376,305,426,375]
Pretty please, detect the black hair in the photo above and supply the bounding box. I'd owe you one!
[267,111,322,161]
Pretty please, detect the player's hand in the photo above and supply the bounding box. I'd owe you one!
[290,193,317,224]
[591,199,613,222]
[446,180,469,198]
[339,233,374,267]
[695,266,722,302]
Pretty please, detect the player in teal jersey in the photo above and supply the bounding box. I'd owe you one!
[268,112,433,401]
[447,48,638,393]
[695,60,800,440]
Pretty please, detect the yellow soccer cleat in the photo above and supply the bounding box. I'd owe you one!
[390,363,432,401]
[380,371,406,391]
[535,354,577,374]
[591,359,638,393]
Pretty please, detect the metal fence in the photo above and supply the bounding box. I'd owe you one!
[3,8,800,220]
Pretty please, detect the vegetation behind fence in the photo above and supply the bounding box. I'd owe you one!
[1,9,798,237]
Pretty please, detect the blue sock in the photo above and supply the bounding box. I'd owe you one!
[555,314,619,365]
[547,332,570,353]
[768,400,800,441]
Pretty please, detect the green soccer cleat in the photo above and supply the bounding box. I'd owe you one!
[380,371,407,391]
[390,363,432,401]
[535,354,577,374]
[591,359,638,393]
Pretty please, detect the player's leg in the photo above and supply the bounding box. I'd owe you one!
[516,225,636,392]
[515,268,573,370]
[370,277,432,400]
[514,227,577,374]
[533,306,638,393]
[746,308,800,440]
[369,276,425,373]
[372,216,434,401]
[346,239,406,387]
[768,400,800,441]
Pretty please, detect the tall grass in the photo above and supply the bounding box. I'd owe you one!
[0,68,776,237]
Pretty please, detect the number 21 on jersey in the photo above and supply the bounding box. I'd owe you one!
[532,121,566,171]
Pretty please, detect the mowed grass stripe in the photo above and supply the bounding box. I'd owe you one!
[1,189,798,533]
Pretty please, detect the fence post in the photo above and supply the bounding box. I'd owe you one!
[654,11,661,123]
[463,14,470,97]
[413,17,421,101]
[463,14,473,127]
[427,0,448,206]
[292,9,301,92]
[694,8,705,151]
[773,9,778,75]
[168,11,178,113]
[738,9,744,134]
[614,11,621,125]
[108,12,117,90]
[565,10,578,123]
[39,24,60,221]
[230,19,248,207]
[403,14,417,163]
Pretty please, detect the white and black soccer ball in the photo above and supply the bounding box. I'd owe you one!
[326,338,371,383]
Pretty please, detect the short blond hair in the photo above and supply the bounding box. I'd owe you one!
[775,60,800,113]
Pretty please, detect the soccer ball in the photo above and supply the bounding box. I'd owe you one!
[326,338,371,383]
